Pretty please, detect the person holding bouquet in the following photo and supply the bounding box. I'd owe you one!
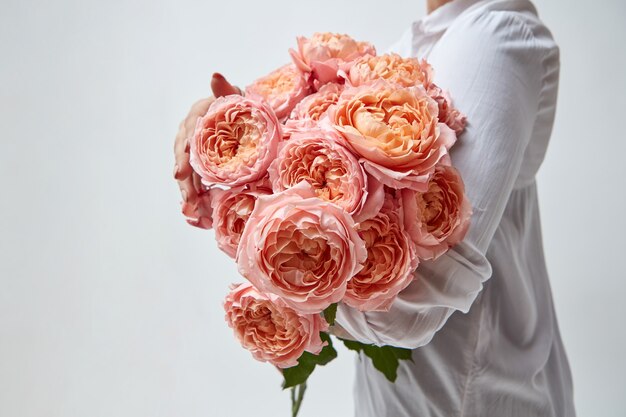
[172,0,575,416]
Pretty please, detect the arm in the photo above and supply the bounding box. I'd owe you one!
[335,11,552,348]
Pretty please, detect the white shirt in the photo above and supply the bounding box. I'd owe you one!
[334,1,576,415]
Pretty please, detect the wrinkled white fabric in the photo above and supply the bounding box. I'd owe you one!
[334,1,576,415]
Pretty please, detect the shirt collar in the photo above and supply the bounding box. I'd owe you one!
[413,0,485,35]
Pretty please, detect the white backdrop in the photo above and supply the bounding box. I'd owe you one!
[1,0,625,416]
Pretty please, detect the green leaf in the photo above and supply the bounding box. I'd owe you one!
[363,345,399,382]
[387,345,413,361]
[312,332,338,366]
[282,357,315,389]
[339,339,413,383]
[282,332,337,389]
[323,303,338,326]
[341,339,365,354]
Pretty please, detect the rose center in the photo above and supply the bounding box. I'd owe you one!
[417,187,444,230]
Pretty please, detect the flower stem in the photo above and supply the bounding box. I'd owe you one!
[290,382,307,417]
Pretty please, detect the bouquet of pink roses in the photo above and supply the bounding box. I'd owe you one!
[178,32,471,416]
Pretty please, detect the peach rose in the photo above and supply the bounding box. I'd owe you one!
[224,282,328,368]
[347,55,466,135]
[289,32,376,88]
[189,95,281,187]
[289,83,344,121]
[427,85,467,135]
[244,171,273,193]
[236,181,367,314]
[343,188,418,311]
[347,53,431,88]
[210,186,271,259]
[329,80,457,191]
[267,128,383,222]
[283,83,344,140]
[245,64,310,122]
[401,162,472,260]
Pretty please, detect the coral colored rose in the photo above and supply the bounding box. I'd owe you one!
[347,53,431,89]
[282,83,344,140]
[290,83,344,121]
[190,95,281,187]
[211,186,271,259]
[401,163,471,260]
[236,181,367,314]
[427,85,467,135]
[347,55,466,135]
[329,80,457,191]
[344,188,419,311]
[224,282,328,368]
[267,128,383,222]
[289,32,376,88]
[244,171,273,192]
[245,64,310,121]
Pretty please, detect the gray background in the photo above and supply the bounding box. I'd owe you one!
[1,0,624,416]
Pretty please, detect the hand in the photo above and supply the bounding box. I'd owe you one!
[173,73,241,228]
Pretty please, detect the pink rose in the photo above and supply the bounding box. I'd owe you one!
[224,282,328,368]
[289,83,344,122]
[343,188,419,311]
[289,32,376,89]
[189,95,281,187]
[401,163,472,260]
[427,85,467,135]
[267,128,383,222]
[236,181,367,314]
[244,171,273,193]
[210,186,271,259]
[329,80,457,191]
[245,64,310,122]
[282,83,344,140]
[346,55,466,135]
[347,53,431,89]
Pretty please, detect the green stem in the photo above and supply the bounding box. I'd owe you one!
[290,382,307,417]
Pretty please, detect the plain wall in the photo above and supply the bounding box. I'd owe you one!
[1,0,624,416]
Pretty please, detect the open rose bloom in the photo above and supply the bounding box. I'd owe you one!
[189,95,281,187]
[329,80,457,191]
[344,189,419,311]
[268,128,383,222]
[347,53,466,135]
[289,32,376,89]
[245,64,309,122]
[347,53,431,88]
[401,162,472,260]
[224,282,328,368]
[236,181,367,314]
[180,31,471,401]
[210,186,271,258]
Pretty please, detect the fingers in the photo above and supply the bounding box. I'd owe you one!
[211,73,242,97]
[174,130,192,180]
[181,181,213,230]
[174,73,240,230]
[174,74,237,181]
[177,174,197,205]
[174,97,213,181]
[192,170,204,192]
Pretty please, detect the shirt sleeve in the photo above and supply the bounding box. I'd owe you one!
[335,11,550,348]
